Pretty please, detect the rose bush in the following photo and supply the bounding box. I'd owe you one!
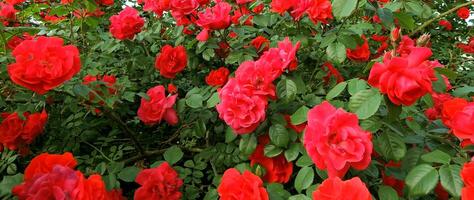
[0,0,473,199]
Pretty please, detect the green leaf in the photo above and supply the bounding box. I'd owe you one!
[421,150,451,164]
[332,0,358,19]
[296,152,313,167]
[269,124,290,148]
[453,86,474,97]
[377,8,394,28]
[239,134,257,155]
[432,72,447,93]
[277,78,298,102]
[377,186,399,200]
[0,174,23,196]
[73,84,91,98]
[326,42,346,64]
[405,164,439,197]
[294,166,315,193]
[439,164,463,197]
[375,133,406,161]
[326,81,347,100]
[349,89,382,119]
[393,12,415,30]
[284,143,301,162]
[186,94,204,108]
[163,145,184,165]
[435,67,458,81]
[267,183,291,200]
[264,144,283,157]
[117,166,140,182]
[347,78,368,95]
[206,92,219,108]
[225,127,237,143]
[291,106,310,125]
[289,195,311,200]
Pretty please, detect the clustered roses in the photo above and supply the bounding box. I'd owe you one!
[8,36,81,94]
[13,152,124,200]
[368,36,441,106]
[304,101,373,178]
[216,37,300,134]
[271,0,333,24]
[0,110,47,153]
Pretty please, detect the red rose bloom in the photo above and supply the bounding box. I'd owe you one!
[142,0,170,16]
[24,152,77,181]
[0,2,17,26]
[312,177,371,200]
[109,7,145,40]
[216,79,268,134]
[307,0,333,24]
[457,7,470,19]
[170,0,199,16]
[0,110,48,152]
[250,36,270,52]
[13,152,121,200]
[462,160,474,200]
[270,0,294,14]
[206,67,230,87]
[83,75,117,103]
[196,2,232,41]
[321,62,344,84]
[167,83,178,94]
[6,32,33,50]
[7,36,81,94]
[439,19,452,31]
[137,85,179,126]
[457,37,474,54]
[249,135,293,183]
[368,47,439,106]
[441,99,474,143]
[155,45,188,79]
[217,168,269,200]
[463,186,474,200]
[304,101,372,178]
[424,93,453,120]
[5,0,25,5]
[96,0,114,6]
[347,35,370,61]
[235,0,253,4]
[134,162,183,200]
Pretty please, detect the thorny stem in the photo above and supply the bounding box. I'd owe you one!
[409,1,474,37]
[103,111,147,158]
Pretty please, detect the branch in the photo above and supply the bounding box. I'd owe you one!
[103,111,147,158]
[409,1,474,37]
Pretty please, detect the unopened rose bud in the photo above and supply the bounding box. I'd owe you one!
[417,34,431,47]
[390,27,401,42]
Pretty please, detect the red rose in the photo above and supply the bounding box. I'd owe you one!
[137,85,179,126]
[235,0,253,4]
[462,160,474,200]
[0,110,48,152]
[134,162,183,200]
[347,35,370,61]
[109,7,144,40]
[445,101,474,143]
[96,0,114,6]
[196,2,232,41]
[170,0,199,15]
[0,2,17,25]
[439,19,452,31]
[206,67,230,87]
[270,0,295,14]
[250,36,270,52]
[155,45,188,79]
[231,6,252,26]
[368,46,439,106]
[82,75,117,104]
[216,79,268,134]
[5,0,25,5]
[457,37,474,54]
[217,168,269,200]
[306,0,333,24]
[13,152,119,200]
[253,3,264,14]
[167,83,178,94]
[6,32,33,50]
[312,177,371,200]
[249,135,293,183]
[441,98,469,128]
[381,161,404,196]
[142,0,170,16]
[7,36,81,94]
[24,152,77,181]
[457,7,470,19]
[321,62,344,84]
[304,101,372,178]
